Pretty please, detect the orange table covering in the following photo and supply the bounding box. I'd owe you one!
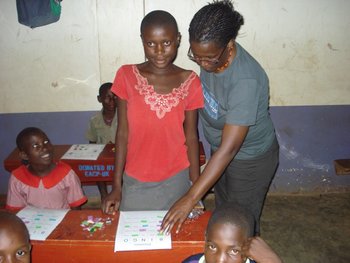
[30,209,210,263]
[3,143,206,184]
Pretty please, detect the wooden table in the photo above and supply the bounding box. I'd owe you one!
[3,143,206,184]
[31,209,210,263]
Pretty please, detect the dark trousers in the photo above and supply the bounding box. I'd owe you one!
[214,138,279,235]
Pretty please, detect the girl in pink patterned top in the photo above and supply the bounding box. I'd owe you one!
[6,127,87,210]
[102,10,204,213]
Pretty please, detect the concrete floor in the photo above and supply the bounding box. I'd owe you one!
[260,192,350,263]
[2,192,349,263]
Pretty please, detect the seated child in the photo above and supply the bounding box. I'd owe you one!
[86,82,118,200]
[6,127,87,210]
[0,211,31,263]
[182,203,282,263]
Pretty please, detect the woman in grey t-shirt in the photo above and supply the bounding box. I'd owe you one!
[162,0,279,235]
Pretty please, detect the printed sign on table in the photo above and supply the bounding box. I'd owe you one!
[61,144,105,160]
[17,206,69,241]
[114,211,171,252]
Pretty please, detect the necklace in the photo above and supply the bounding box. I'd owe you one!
[215,47,234,73]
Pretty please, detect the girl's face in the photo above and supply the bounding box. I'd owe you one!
[141,24,179,69]
[204,223,247,263]
[20,132,54,172]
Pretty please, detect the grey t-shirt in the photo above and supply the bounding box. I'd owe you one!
[199,42,276,160]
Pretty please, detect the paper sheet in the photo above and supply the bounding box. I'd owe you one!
[114,211,171,252]
[16,206,69,241]
[61,144,105,160]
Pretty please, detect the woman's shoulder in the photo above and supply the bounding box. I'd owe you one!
[234,42,266,74]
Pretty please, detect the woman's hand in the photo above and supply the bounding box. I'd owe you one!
[161,194,196,234]
[101,188,121,214]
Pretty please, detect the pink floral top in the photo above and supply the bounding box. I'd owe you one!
[112,64,204,182]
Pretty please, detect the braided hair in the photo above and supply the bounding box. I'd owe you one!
[189,0,244,48]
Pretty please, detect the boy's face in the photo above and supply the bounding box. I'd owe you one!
[204,223,247,263]
[19,132,54,169]
[0,226,31,263]
[98,89,117,113]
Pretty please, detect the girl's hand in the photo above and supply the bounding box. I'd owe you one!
[101,188,121,214]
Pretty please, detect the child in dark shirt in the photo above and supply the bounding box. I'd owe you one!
[182,203,282,263]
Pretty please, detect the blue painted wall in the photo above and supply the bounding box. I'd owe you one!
[270,105,350,193]
[1,105,350,195]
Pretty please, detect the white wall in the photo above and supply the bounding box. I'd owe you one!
[0,0,349,114]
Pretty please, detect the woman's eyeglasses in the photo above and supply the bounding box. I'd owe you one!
[187,46,227,65]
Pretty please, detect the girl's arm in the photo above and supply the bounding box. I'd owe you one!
[102,98,128,214]
[184,109,200,183]
[161,123,249,233]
